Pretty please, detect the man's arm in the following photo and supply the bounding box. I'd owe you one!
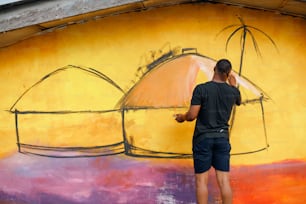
[175,105,201,123]
[236,93,242,106]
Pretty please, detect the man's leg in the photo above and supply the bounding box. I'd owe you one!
[215,170,232,204]
[195,171,209,204]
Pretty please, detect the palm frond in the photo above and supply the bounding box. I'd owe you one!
[237,15,245,26]
[215,24,240,38]
[248,26,279,52]
[246,29,262,58]
[225,26,244,52]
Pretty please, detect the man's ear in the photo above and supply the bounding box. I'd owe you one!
[226,70,231,77]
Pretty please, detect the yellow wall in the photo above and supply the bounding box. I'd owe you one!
[0,3,306,165]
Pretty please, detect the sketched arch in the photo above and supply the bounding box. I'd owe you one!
[9,65,126,158]
[118,48,270,158]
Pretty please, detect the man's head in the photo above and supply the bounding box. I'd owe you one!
[214,59,232,77]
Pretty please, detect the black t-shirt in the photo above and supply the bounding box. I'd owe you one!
[191,81,241,138]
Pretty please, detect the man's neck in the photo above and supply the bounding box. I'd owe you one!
[212,73,227,83]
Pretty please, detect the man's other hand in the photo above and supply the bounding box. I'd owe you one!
[174,114,185,123]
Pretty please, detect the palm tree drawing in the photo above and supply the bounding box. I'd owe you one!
[217,16,278,154]
[218,15,278,76]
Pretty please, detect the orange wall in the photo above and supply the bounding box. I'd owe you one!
[1,3,305,164]
[0,3,305,203]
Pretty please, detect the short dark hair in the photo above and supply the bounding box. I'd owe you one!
[215,59,232,76]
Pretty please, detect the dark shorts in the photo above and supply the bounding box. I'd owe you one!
[192,136,231,174]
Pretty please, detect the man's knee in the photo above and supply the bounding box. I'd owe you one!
[215,170,231,188]
[195,171,209,186]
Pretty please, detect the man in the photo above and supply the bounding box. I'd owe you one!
[175,59,241,204]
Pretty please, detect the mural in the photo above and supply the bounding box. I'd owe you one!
[9,47,269,158]
[0,3,305,204]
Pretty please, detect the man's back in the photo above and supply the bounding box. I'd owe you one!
[191,81,241,134]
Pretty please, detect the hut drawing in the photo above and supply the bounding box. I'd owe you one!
[9,65,125,158]
[119,47,270,158]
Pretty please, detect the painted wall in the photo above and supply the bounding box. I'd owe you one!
[0,3,305,203]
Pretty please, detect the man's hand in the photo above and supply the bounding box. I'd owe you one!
[174,114,185,123]
[228,72,237,87]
